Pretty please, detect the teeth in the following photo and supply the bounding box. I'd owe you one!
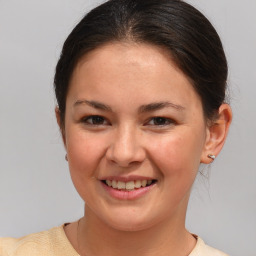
[147,180,152,185]
[126,181,135,190]
[117,181,125,189]
[135,180,141,188]
[106,180,112,186]
[105,179,154,190]
[112,180,118,188]
[141,180,147,187]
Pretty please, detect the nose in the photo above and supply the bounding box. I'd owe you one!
[106,124,146,167]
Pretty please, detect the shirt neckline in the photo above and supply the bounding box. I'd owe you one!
[59,224,201,256]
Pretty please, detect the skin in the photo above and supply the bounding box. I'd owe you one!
[56,42,232,256]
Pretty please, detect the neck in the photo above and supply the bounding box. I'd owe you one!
[77,205,196,256]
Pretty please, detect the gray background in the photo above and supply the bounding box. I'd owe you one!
[0,1,255,255]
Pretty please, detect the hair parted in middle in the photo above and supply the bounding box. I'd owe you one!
[54,0,228,126]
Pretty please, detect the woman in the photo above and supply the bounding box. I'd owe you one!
[0,0,232,255]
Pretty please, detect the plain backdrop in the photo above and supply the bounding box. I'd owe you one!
[0,1,255,255]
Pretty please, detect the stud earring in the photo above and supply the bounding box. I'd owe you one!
[65,154,68,161]
[207,154,216,160]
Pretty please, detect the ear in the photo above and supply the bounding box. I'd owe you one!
[55,106,66,148]
[201,104,232,163]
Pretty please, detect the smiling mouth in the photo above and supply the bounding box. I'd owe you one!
[102,179,157,191]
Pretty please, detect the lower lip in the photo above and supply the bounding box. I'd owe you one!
[101,182,155,200]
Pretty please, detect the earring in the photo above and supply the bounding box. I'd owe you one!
[65,154,68,161]
[207,154,216,160]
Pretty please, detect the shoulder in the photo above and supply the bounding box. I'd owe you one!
[190,236,229,256]
[0,225,78,256]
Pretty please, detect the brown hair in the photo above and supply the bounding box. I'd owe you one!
[54,0,227,126]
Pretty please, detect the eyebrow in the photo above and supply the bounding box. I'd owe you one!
[74,100,185,113]
[138,102,185,113]
[74,100,113,112]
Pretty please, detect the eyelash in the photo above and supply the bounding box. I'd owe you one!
[146,117,175,126]
[81,115,109,126]
[81,115,175,127]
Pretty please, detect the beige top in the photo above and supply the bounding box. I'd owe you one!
[0,225,229,256]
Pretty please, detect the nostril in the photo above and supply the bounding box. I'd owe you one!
[105,132,146,167]
[106,153,142,167]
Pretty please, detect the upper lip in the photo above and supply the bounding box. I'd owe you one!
[99,175,157,182]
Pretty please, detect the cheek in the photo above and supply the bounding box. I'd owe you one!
[65,128,107,178]
[149,130,204,179]
[64,128,110,201]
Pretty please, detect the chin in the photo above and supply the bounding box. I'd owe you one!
[107,219,152,232]
[99,210,163,232]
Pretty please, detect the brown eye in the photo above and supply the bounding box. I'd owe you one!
[83,115,108,125]
[147,117,174,126]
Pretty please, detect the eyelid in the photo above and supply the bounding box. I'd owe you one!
[80,115,176,127]
[145,117,176,126]
[81,115,110,126]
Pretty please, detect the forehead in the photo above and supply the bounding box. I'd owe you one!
[75,42,178,79]
[68,42,202,112]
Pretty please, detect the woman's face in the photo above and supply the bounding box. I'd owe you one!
[63,42,210,231]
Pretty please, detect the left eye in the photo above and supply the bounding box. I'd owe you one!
[147,117,174,126]
[82,115,108,125]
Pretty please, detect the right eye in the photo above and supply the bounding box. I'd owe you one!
[82,115,109,126]
[145,116,176,127]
